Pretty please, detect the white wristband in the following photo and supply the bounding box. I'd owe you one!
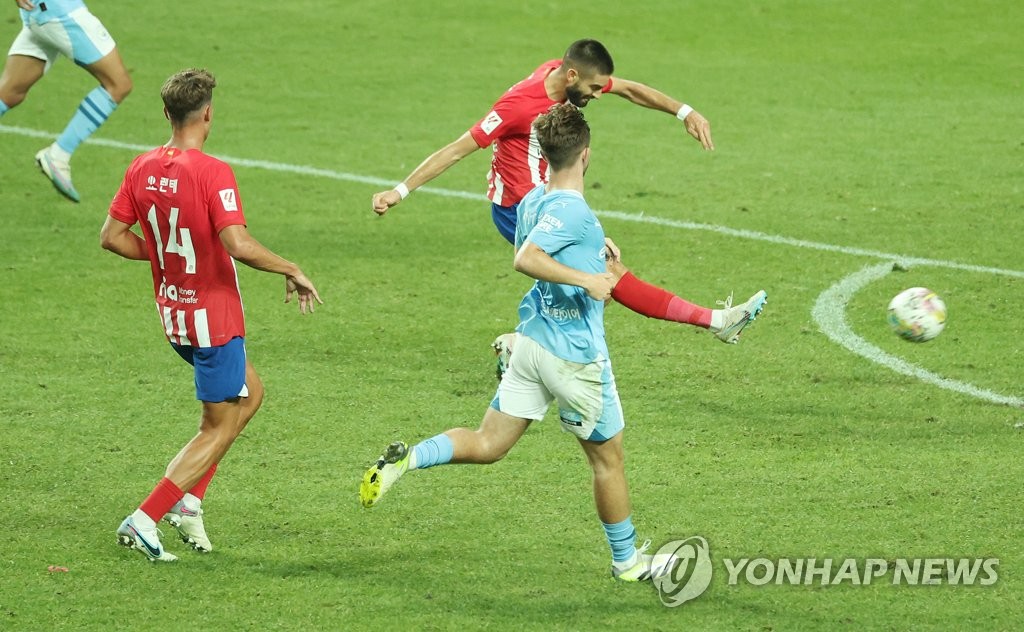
[676,104,693,121]
[394,182,410,199]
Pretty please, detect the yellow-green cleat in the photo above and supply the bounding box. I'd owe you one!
[360,441,411,508]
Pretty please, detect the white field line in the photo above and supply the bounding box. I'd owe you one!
[812,263,1023,407]
[4,123,1021,405]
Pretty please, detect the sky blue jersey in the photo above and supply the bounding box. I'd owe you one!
[514,185,608,364]
[20,0,86,25]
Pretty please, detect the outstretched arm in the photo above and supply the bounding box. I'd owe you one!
[514,241,616,301]
[609,77,714,150]
[219,224,323,314]
[372,131,481,215]
[100,216,149,261]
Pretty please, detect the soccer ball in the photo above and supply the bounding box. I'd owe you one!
[887,287,947,342]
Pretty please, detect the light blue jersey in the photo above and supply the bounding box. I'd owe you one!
[20,0,86,25]
[514,185,608,364]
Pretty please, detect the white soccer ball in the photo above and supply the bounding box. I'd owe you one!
[887,287,947,342]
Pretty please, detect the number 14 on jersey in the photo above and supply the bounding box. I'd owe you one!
[147,204,196,273]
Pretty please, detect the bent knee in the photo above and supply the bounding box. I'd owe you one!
[106,77,132,103]
[0,89,28,108]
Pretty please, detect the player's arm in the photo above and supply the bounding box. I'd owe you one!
[372,131,481,215]
[100,216,149,261]
[514,241,615,301]
[15,1,35,10]
[219,224,323,314]
[608,77,714,150]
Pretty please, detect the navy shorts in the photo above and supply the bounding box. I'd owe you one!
[491,202,518,245]
[170,336,248,403]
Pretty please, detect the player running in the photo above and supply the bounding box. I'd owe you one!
[362,104,711,581]
[1,0,133,202]
[101,68,322,562]
[372,39,766,355]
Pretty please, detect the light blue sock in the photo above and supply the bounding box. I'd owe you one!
[411,433,454,470]
[0,99,9,117]
[56,86,117,154]
[602,516,637,563]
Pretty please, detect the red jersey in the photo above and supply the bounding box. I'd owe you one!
[109,147,248,347]
[469,60,613,206]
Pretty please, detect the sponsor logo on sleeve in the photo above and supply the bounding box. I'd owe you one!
[219,188,238,212]
[481,110,503,135]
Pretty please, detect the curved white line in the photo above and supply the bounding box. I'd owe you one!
[812,262,1024,407]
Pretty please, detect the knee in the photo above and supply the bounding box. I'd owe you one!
[104,75,132,104]
[0,89,27,108]
[108,77,132,104]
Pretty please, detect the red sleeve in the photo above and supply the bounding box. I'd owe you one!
[602,77,614,93]
[108,161,138,225]
[468,93,531,148]
[204,161,247,232]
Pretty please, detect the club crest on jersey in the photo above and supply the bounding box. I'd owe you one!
[481,110,503,135]
[219,188,238,211]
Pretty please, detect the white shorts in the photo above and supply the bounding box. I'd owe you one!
[8,8,116,70]
[491,333,624,442]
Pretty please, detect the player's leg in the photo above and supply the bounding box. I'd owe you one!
[607,257,767,344]
[0,53,46,114]
[360,407,532,508]
[165,359,263,552]
[168,347,260,552]
[34,10,130,201]
[576,432,635,560]
[117,339,248,560]
[360,335,547,508]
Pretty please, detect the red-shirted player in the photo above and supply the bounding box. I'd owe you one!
[101,68,322,562]
[372,40,765,366]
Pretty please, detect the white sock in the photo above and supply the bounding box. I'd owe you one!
[48,143,72,163]
[130,509,156,529]
[709,309,725,332]
[181,493,202,511]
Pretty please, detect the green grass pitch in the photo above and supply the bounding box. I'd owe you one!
[1,0,1022,629]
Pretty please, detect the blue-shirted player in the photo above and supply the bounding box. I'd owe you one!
[0,0,133,202]
[360,104,681,582]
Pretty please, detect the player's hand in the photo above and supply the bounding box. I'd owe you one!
[15,0,35,9]
[683,109,714,150]
[603,237,621,262]
[285,272,323,314]
[372,189,402,216]
[584,272,617,301]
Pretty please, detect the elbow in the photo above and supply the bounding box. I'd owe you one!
[513,251,529,274]
[99,230,116,253]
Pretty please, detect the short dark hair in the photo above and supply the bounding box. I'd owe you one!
[161,68,217,125]
[563,39,614,76]
[533,104,591,170]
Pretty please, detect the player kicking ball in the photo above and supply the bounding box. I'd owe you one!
[361,104,763,581]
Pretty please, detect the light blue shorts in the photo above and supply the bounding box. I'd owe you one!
[9,8,116,69]
[491,334,624,442]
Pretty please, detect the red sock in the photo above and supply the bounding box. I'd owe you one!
[611,272,712,328]
[189,463,218,500]
[139,477,185,523]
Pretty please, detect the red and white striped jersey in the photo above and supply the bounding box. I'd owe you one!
[469,60,613,207]
[109,146,247,348]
